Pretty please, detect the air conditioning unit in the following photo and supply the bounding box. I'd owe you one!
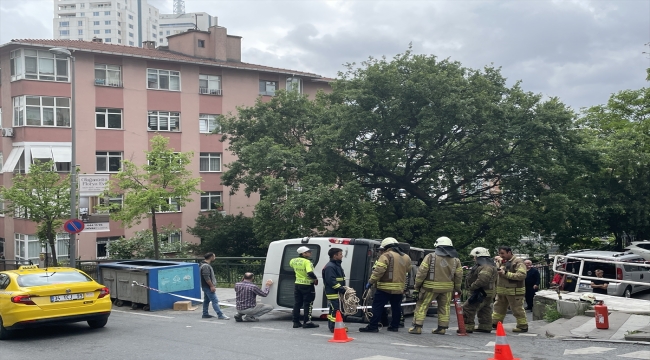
[1,128,14,137]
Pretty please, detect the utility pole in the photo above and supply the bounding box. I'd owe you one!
[173,0,185,15]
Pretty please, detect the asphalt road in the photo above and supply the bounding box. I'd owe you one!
[2,305,649,360]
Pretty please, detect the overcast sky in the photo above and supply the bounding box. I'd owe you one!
[1,0,648,111]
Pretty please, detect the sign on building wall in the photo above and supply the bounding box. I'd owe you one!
[157,266,195,293]
[78,174,111,233]
[79,175,110,196]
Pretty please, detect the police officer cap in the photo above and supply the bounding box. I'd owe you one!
[297,246,312,254]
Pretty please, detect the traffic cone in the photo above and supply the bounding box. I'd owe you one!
[488,322,519,360]
[328,310,354,343]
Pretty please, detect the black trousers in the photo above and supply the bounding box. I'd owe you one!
[525,286,536,310]
[327,298,341,331]
[368,290,402,330]
[293,284,316,324]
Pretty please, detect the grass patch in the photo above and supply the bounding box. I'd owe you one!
[544,304,563,323]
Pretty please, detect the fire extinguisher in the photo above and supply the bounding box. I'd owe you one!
[594,301,609,329]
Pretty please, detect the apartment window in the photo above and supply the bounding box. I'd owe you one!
[97,236,121,259]
[59,21,70,27]
[105,29,111,34]
[147,69,180,91]
[129,41,134,46]
[199,114,220,134]
[78,21,83,26]
[96,108,122,129]
[13,96,70,127]
[60,30,70,36]
[93,12,99,16]
[94,30,100,34]
[199,74,221,95]
[259,80,277,96]
[129,32,134,38]
[147,111,180,132]
[79,12,85,16]
[152,24,157,29]
[105,21,111,25]
[158,198,180,213]
[129,24,134,29]
[78,30,83,35]
[118,21,121,25]
[80,3,85,8]
[201,191,222,211]
[105,11,110,15]
[128,15,133,20]
[14,234,39,261]
[118,12,121,17]
[166,30,170,35]
[198,40,205,48]
[96,151,122,172]
[10,49,69,82]
[152,34,157,39]
[118,30,121,35]
[105,38,111,43]
[286,77,302,93]
[94,21,100,25]
[199,153,221,172]
[118,39,122,44]
[159,31,163,36]
[160,231,182,250]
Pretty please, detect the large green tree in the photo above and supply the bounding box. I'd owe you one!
[221,50,583,250]
[188,211,266,256]
[0,160,70,266]
[104,135,201,259]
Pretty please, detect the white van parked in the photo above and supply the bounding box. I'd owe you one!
[261,237,428,320]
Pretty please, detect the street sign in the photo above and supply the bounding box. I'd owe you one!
[63,219,85,234]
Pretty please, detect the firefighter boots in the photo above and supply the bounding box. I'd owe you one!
[432,326,448,335]
[408,325,422,335]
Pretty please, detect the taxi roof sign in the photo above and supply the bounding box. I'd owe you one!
[18,265,39,270]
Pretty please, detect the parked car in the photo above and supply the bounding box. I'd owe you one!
[624,240,650,261]
[565,250,650,298]
[0,265,112,340]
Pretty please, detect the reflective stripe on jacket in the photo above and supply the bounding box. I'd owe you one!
[290,257,316,285]
[415,253,462,292]
[466,262,497,297]
[370,249,411,294]
[496,256,526,295]
[322,259,346,300]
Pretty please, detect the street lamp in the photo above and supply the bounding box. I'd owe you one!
[49,47,77,268]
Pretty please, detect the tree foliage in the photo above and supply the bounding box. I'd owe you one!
[0,161,70,266]
[187,211,265,256]
[106,226,193,259]
[104,135,201,259]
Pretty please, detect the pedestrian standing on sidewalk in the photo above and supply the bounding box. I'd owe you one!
[524,260,540,311]
[200,252,230,320]
[234,273,274,322]
[590,269,609,295]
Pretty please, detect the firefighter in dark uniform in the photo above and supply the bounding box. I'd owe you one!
[322,247,347,333]
[462,247,497,333]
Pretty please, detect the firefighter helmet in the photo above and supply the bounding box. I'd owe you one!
[470,247,490,257]
[434,236,453,247]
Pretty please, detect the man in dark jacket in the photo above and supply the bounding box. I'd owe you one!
[524,259,540,311]
[322,247,347,332]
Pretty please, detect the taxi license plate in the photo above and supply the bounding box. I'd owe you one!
[50,293,84,302]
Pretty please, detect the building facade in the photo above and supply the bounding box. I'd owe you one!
[53,0,160,46]
[158,13,218,47]
[0,26,331,261]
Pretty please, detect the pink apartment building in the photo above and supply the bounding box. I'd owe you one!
[0,25,331,261]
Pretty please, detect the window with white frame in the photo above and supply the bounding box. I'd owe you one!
[56,233,70,260]
[147,69,180,91]
[148,111,180,132]
[10,49,69,82]
[59,21,70,27]
[98,195,123,213]
[200,191,222,211]
[105,38,111,43]
[97,236,121,259]
[199,114,220,134]
[93,11,99,16]
[199,153,221,172]
[158,198,180,213]
[78,20,83,26]
[14,234,39,261]
[95,64,122,87]
[105,21,111,25]
[199,74,221,95]
[96,151,122,172]
[105,11,110,15]
[96,108,122,129]
[286,77,302,93]
[93,21,100,25]
[160,231,182,251]
[259,80,277,96]
[78,29,83,35]
[13,96,70,127]
[60,30,70,36]
[94,30,100,34]
[105,29,111,33]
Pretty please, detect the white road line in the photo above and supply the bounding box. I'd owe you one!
[563,347,616,355]
[311,334,331,337]
[391,343,428,348]
[111,310,174,319]
[199,320,225,324]
[470,351,495,354]
[353,356,408,360]
[618,351,650,359]
[516,333,538,337]
[485,341,495,347]
[252,326,281,331]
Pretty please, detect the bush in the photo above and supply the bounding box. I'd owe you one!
[107,226,195,259]
[544,304,562,323]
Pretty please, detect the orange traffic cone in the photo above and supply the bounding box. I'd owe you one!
[328,310,354,343]
[488,322,519,360]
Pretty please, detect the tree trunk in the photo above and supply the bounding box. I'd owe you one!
[152,208,160,260]
[48,224,58,267]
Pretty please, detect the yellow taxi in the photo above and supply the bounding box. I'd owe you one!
[0,265,112,339]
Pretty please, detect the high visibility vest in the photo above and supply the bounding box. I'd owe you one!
[290,257,315,285]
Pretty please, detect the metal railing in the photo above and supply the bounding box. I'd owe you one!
[0,259,34,271]
[199,87,222,95]
[95,78,123,87]
[553,254,650,288]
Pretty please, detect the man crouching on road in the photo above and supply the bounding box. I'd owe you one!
[234,273,274,322]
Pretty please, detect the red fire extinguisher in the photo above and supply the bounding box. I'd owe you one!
[594,301,609,329]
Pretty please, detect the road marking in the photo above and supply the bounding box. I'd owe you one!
[563,347,616,355]
[516,333,538,337]
[618,351,650,359]
[486,341,495,347]
[311,334,331,337]
[470,351,495,354]
[252,326,280,331]
[199,320,225,325]
[571,317,597,337]
[391,343,428,348]
[353,356,407,360]
[111,310,174,319]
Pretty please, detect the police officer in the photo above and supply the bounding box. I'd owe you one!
[290,246,319,329]
[322,247,347,333]
[492,246,528,332]
[360,237,411,333]
[408,236,462,335]
[462,247,497,333]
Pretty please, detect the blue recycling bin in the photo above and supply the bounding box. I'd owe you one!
[98,260,201,311]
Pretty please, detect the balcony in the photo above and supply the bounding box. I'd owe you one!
[95,78,123,87]
[259,91,276,96]
[199,87,222,96]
